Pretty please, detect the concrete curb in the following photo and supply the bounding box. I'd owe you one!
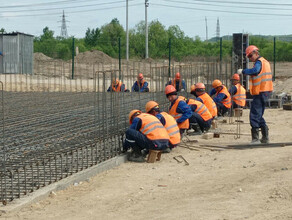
[0,154,127,214]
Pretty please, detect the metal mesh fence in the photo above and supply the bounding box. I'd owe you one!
[0,59,232,205]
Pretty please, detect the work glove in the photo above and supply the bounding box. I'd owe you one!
[237,69,243,74]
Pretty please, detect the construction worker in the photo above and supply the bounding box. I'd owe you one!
[186,97,213,134]
[237,45,273,144]
[132,73,149,92]
[167,72,186,92]
[229,73,246,108]
[165,85,192,135]
[209,79,231,116]
[191,83,217,118]
[123,110,169,162]
[145,101,180,151]
[107,78,127,92]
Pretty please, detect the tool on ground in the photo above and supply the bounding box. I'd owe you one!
[173,155,189,165]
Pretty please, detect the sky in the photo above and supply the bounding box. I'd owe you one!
[0,0,292,40]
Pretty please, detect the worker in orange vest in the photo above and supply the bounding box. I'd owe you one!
[167,72,186,92]
[186,97,213,135]
[191,83,217,118]
[107,78,127,92]
[145,101,181,151]
[229,73,246,108]
[132,73,149,92]
[123,110,170,162]
[209,79,231,116]
[165,85,192,135]
[237,45,273,144]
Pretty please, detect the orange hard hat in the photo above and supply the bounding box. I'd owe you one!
[212,79,222,88]
[129,109,142,124]
[145,101,159,113]
[246,45,259,57]
[175,72,181,80]
[232,73,240,81]
[165,85,177,95]
[195,82,205,90]
[190,84,196,92]
[138,73,143,79]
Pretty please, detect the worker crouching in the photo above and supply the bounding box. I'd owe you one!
[145,101,181,152]
[165,85,192,135]
[229,74,246,109]
[123,110,170,162]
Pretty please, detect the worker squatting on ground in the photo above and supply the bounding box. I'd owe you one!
[191,83,218,119]
[165,85,192,135]
[167,72,186,92]
[237,45,273,144]
[209,80,232,116]
[145,101,181,152]
[132,73,149,92]
[228,74,246,109]
[107,78,128,92]
[123,110,170,162]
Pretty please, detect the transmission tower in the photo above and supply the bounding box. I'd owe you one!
[216,17,220,41]
[60,10,68,38]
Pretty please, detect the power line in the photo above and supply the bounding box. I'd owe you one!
[151,3,292,17]
[189,0,292,6]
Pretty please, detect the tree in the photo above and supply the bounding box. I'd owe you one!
[40,27,54,41]
[84,27,100,48]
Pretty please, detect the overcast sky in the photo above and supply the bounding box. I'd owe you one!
[0,0,292,40]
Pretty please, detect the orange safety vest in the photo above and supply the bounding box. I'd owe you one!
[137,113,169,141]
[232,83,246,107]
[160,112,181,145]
[198,93,217,118]
[112,81,122,92]
[187,99,212,121]
[215,85,231,109]
[171,79,183,91]
[169,98,189,129]
[249,57,273,95]
[137,80,145,88]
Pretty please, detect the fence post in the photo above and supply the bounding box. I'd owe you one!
[273,37,276,81]
[72,37,75,79]
[119,37,121,80]
[168,38,171,78]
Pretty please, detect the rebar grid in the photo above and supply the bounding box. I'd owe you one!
[0,60,232,205]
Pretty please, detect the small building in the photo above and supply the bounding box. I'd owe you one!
[0,32,34,74]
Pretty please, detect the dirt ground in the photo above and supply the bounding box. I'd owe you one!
[1,108,292,220]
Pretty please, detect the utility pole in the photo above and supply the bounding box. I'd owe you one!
[205,17,208,42]
[145,0,149,59]
[216,17,220,42]
[60,10,68,38]
[126,0,129,60]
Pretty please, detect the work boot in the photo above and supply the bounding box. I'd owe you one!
[162,147,171,153]
[189,123,202,135]
[260,125,269,144]
[250,128,261,144]
[127,152,145,162]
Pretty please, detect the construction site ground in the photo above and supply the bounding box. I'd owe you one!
[1,107,292,220]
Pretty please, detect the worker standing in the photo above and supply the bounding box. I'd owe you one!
[191,83,217,118]
[237,45,273,144]
[145,101,180,151]
[165,85,192,135]
[132,73,149,92]
[186,98,213,134]
[209,80,231,116]
[123,110,169,162]
[107,78,127,92]
[229,73,246,108]
[167,72,186,92]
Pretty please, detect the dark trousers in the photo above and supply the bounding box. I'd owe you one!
[232,102,243,109]
[123,128,168,152]
[216,102,229,116]
[250,92,270,128]
[189,113,212,132]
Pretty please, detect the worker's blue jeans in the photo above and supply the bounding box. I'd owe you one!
[216,102,229,116]
[189,113,212,131]
[250,92,271,128]
[123,128,168,152]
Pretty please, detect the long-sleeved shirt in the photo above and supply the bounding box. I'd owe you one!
[130,117,142,130]
[167,80,186,91]
[228,85,237,96]
[242,58,262,76]
[132,81,149,92]
[169,98,192,124]
[209,88,227,103]
[107,84,126,92]
[155,113,166,126]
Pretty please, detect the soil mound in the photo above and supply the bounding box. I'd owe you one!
[34,52,53,61]
[75,50,116,64]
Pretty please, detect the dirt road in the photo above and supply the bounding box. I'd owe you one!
[2,108,292,220]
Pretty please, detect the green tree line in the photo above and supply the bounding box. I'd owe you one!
[33,18,292,61]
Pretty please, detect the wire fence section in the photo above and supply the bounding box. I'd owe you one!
[0,60,232,205]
